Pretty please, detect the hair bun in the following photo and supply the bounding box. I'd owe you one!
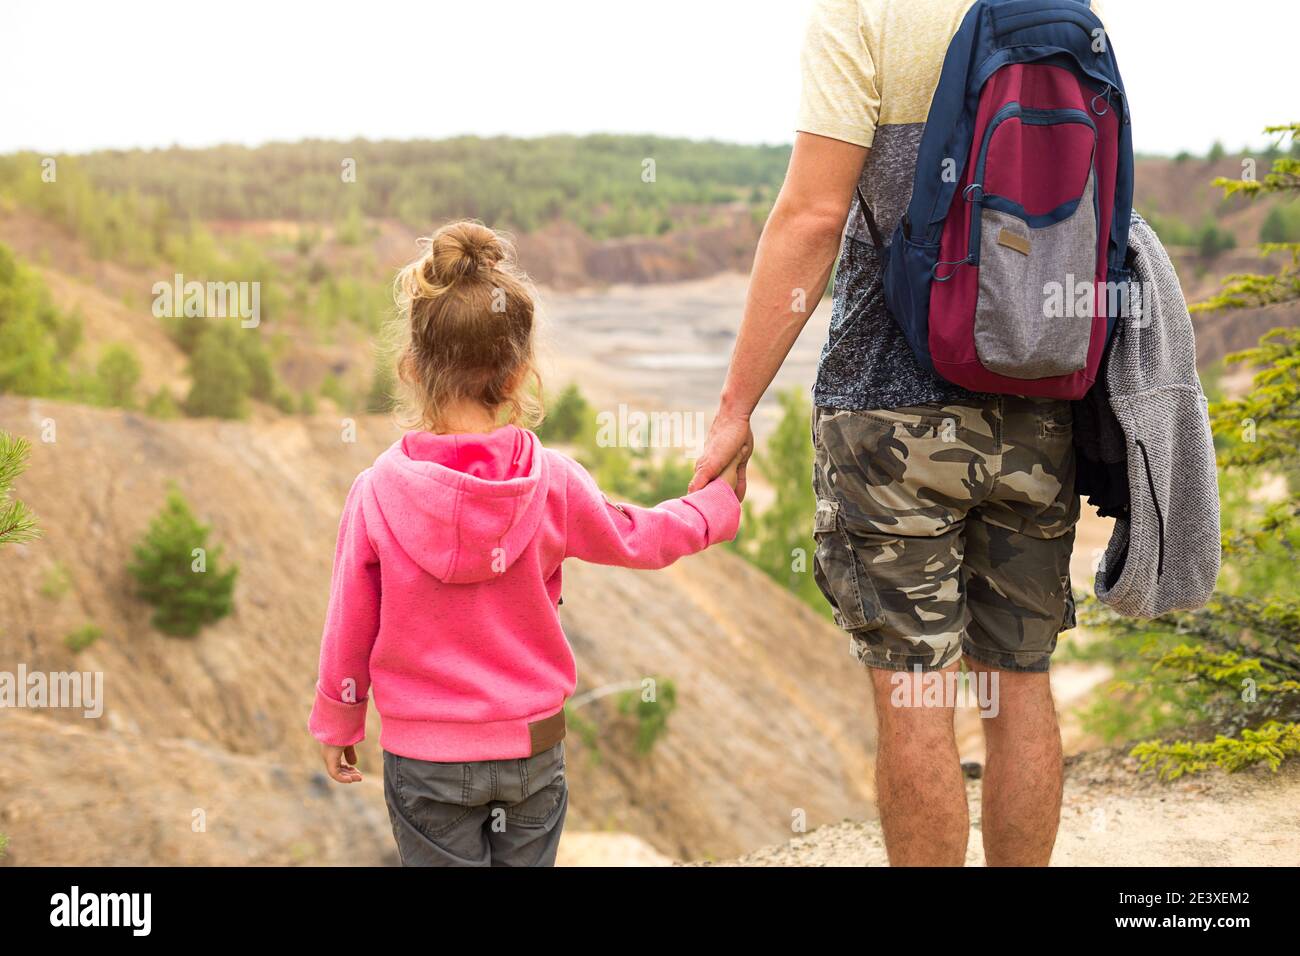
[426,221,506,283]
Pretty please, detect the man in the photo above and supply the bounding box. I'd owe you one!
[690,0,1107,866]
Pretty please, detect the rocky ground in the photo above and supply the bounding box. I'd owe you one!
[695,749,1300,867]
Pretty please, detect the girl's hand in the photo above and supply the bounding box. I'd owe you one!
[322,744,363,783]
[719,448,746,493]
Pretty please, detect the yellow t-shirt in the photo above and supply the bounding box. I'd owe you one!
[797,0,1107,148]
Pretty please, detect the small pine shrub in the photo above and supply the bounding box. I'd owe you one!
[64,623,102,653]
[616,678,678,755]
[127,489,236,637]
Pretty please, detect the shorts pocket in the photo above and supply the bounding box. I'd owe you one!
[812,497,883,633]
[1038,405,1074,439]
[859,404,961,439]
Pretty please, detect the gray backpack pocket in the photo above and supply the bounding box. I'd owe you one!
[974,173,1098,378]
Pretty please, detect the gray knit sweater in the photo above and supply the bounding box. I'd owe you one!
[1094,214,1221,617]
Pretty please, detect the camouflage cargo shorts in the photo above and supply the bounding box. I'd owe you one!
[811,397,1079,673]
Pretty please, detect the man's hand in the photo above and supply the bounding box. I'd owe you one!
[322,744,363,783]
[691,413,754,500]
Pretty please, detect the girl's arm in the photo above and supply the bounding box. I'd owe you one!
[308,473,382,748]
[561,455,741,569]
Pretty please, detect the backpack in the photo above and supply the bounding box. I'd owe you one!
[863,0,1134,400]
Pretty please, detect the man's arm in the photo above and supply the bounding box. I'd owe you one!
[690,131,868,496]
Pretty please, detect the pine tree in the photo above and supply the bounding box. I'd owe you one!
[128,489,236,637]
[0,243,70,399]
[535,383,590,443]
[185,329,252,419]
[735,388,827,613]
[1198,123,1300,313]
[0,431,39,548]
[1076,124,1300,776]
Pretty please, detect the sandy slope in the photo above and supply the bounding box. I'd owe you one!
[0,397,875,865]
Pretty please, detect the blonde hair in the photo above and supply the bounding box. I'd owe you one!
[390,220,542,432]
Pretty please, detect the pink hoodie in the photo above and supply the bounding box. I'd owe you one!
[308,425,740,762]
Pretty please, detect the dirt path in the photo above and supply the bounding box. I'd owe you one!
[696,750,1300,866]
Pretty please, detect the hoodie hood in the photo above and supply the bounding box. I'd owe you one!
[370,425,549,584]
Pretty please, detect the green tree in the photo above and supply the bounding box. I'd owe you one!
[535,383,590,443]
[0,136,792,244]
[0,243,70,398]
[95,344,142,409]
[185,329,252,418]
[232,332,277,403]
[0,432,39,548]
[128,489,237,637]
[616,678,678,755]
[1196,219,1237,259]
[735,389,827,614]
[1260,203,1300,244]
[1075,123,1300,777]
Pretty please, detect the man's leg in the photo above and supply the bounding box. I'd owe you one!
[869,663,968,866]
[960,396,1079,867]
[964,658,1063,866]
[812,404,1002,867]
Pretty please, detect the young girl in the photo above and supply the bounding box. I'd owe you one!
[308,221,742,867]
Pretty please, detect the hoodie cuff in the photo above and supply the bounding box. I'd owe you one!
[309,682,369,747]
[689,478,742,546]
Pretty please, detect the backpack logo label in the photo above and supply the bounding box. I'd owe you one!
[997,229,1032,256]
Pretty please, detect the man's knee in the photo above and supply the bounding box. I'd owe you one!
[963,659,1059,741]
[869,663,960,741]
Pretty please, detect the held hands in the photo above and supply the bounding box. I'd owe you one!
[719,448,745,494]
[690,412,754,501]
[321,744,363,784]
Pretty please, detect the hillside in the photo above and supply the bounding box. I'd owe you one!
[1,137,1297,867]
[0,397,876,865]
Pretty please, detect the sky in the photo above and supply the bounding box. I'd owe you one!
[1,0,1295,157]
